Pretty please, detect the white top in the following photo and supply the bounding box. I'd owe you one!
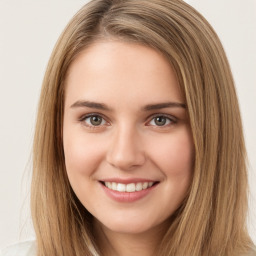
[0,240,36,256]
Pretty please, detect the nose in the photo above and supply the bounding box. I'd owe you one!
[106,126,146,171]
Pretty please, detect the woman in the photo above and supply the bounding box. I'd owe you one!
[1,0,255,255]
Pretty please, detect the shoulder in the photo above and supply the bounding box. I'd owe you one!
[0,240,36,256]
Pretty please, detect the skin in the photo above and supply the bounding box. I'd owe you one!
[63,40,194,256]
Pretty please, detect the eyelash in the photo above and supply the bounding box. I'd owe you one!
[79,113,109,129]
[147,114,177,127]
[79,113,177,129]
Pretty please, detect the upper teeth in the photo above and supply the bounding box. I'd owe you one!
[104,182,154,192]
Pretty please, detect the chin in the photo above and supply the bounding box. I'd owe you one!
[96,213,168,235]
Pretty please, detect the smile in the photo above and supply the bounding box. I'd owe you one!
[100,179,159,202]
[103,181,154,192]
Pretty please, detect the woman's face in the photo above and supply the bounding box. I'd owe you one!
[63,41,194,235]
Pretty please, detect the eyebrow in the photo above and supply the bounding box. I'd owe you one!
[142,102,186,111]
[70,100,112,111]
[70,100,186,111]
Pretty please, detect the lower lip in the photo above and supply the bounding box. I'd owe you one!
[100,183,157,203]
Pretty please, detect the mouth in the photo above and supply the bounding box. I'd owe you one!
[100,181,159,193]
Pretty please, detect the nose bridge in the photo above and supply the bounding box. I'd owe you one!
[106,123,145,170]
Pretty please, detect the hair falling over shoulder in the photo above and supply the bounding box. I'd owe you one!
[31,0,255,255]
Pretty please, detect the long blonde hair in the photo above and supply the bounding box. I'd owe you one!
[31,0,254,255]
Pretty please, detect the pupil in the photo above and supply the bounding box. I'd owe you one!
[91,116,102,126]
[155,116,166,126]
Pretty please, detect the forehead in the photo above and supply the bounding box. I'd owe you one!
[64,40,184,108]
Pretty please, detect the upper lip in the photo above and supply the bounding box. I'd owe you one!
[99,178,159,184]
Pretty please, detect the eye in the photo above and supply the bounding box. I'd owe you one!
[82,114,107,127]
[148,115,175,127]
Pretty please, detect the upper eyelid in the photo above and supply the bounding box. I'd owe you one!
[79,112,109,122]
[146,113,177,122]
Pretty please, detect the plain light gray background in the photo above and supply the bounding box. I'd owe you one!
[0,0,255,249]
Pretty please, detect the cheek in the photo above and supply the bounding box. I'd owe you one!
[154,129,194,212]
[63,130,107,205]
[63,129,105,178]
[149,127,194,178]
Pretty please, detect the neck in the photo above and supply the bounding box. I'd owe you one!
[93,219,169,256]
